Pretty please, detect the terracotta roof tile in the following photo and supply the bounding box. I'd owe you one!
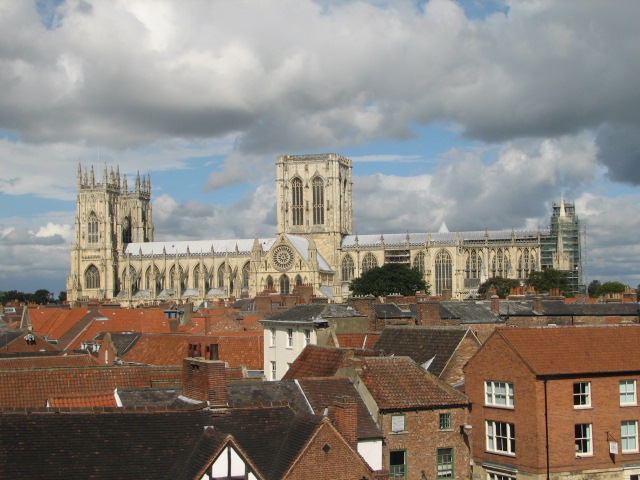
[282,345,378,379]
[496,325,640,376]
[357,356,468,411]
[47,391,119,408]
[0,354,101,369]
[336,333,380,349]
[29,307,90,339]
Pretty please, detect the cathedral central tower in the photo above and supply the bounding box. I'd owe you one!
[275,153,353,274]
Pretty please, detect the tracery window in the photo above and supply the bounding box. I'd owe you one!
[295,275,303,286]
[362,253,378,274]
[125,265,138,293]
[517,249,534,279]
[435,250,452,296]
[466,250,482,279]
[279,275,290,294]
[217,263,227,288]
[87,212,99,244]
[292,177,304,226]
[145,265,162,292]
[122,215,132,244]
[413,251,426,275]
[491,249,510,278]
[242,262,250,290]
[266,275,274,289]
[342,254,355,281]
[194,264,209,290]
[312,177,324,225]
[85,264,100,289]
[170,265,185,292]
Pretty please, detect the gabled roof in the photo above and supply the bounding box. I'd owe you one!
[374,303,413,320]
[28,307,91,338]
[227,380,309,413]
[282,345,378,380]
[357,356,468,411]
[439,301,501,323]
[263,303,365,324]
[335,333,380,349]
[494,325,640,376]
[297,376,382,440]
[0,354,101,369]
[373,325,479,377]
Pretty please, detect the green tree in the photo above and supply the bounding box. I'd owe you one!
[587,279,601,298]
[526,269,570,295]
[58,291,67,303]
[595,281,627,296]
[350,264,429,297]
[477,277,520,299]
[29,289,53,305]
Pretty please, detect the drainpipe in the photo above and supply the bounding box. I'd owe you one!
[544,378,550,480]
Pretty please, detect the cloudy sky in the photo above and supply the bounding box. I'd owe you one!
[1,0,640,295]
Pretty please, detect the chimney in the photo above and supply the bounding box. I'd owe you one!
[533,295,543,314]
[416,300,441,326]
[490,295,500,314]
[293,284,314,304]
[329,396,358,448]
[168,318,179,333]
[182,357,227,407]
[204,315,211,335]
[255,293,272,313]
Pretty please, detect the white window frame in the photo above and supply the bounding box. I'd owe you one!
[621,380,637,406]
[270,328,276,347]
[485,381,514,408]
[304,329,311,346]
[270,361,276,381]
[286,328,293,348]
[391,414,406,433]
[573,382,591,408]
[622,421,639,453]
[575,423,592,456]
[487,471,516,480]
[486,421,516,455]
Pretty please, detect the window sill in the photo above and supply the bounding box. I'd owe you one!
[620,404,638,408]
[575,454,594,458]
[622,450,640,454]
[389,430,408,435]
[485,405,515,410]
[573,406,593,410]
[485,451,516,458]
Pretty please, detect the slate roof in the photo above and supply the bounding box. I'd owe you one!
[439,301,502,323]
[495,325,640,376]
[357,356,469,411]
[373,326,478,377]
[263,303,366,324]
[0,365,181,407]
[374,303,413,320]
[495,300,640,317]
[282,345,378,380]
[297,376,382,440]
[118,387,183,407]
[227,380,309,413]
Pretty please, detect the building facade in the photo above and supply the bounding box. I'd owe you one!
[68,153,582,306]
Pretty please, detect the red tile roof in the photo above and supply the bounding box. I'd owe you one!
[495,325,640,376]
[119,333,263,369]
[282,345,378,380]
[357,356,468,411]
[0,365,181,407]
[48,391,119,408]
[29,307,90,339]
[336,333,380,349]
[0,354,101,369]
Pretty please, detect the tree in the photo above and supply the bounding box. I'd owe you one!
[587,280,601,298]
[58,291,67,303]
[526,269,570,295]
[477,277,520,299]
[30,289,53,305]
[595,281,627,296]
[350,264,429,297]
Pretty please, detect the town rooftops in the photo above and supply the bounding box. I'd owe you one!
[283,345,378,379]
[356,356,469,411]
[493,324,640,376]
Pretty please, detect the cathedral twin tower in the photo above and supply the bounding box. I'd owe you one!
[67,153,582,306]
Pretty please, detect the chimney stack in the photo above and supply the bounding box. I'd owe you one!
[329,396,358,448]
[182,357,227,407]
[490,295,500,314]
[416,300,441,326]
[533,296,543,314]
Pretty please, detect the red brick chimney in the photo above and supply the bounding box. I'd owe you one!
[533,296,543,314]
[255,293,272,313]
[416,300,441,326]
[490,295,500,314]
[293,284,314,304]
[329,396,358,448]
[182,357,227,407]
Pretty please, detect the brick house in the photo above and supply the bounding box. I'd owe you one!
[464,325,640,480]
[340,356,471,480]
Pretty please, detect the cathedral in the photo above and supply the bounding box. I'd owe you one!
[67,153,583,306]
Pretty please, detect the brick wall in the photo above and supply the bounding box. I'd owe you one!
[181,358,227,406]
[440,333,481,385]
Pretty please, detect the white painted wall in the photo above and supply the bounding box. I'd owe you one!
[263,322,317,380]
[358,439,383,471]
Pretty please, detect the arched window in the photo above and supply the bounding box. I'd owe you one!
[242,262,250,290]
[217,263,227,288]
[87,212,99,244]
[280,275,290,294]
[435,250,452,296]
[194,264,209,290]
[362,253,378,274]
[413,251,426,275]
[85,265,100,289]
[312,177,324,225]
[145,265,162,292]
[295,275,303,286]
[466,250,482,279]
[124,266,138,293]
[341,254,355,281]
[170,265,185,292]
[266,275,274,289]
[122,215,132,244]
[292,177,304,226]
[492,249,509,278]
[518,249,535,279]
